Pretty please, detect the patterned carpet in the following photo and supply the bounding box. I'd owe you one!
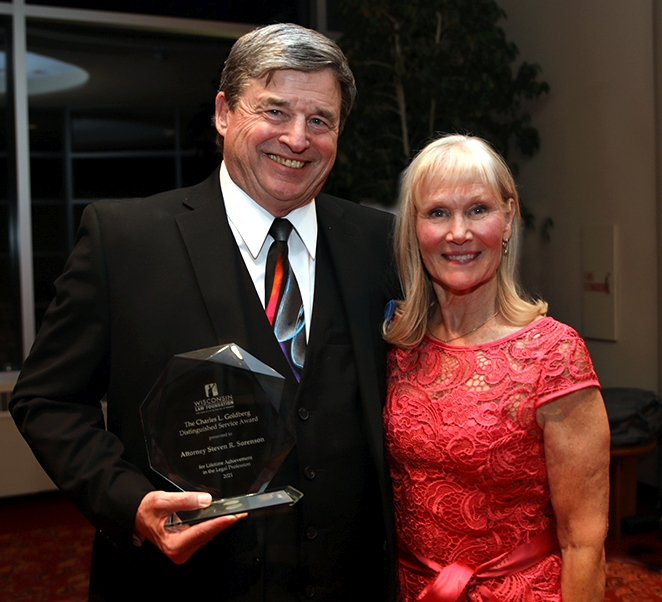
[0,492,93,602]
[604,525,662,602]
[0,524,93,601]
[605,558,662,601]
[1,492,662,600]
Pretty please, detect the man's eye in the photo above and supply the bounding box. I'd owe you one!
[310,117,332,130]
[265,109,288,120]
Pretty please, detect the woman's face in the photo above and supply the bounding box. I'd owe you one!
[415,180,514,299]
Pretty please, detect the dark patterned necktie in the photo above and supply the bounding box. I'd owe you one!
[265,218,306,381]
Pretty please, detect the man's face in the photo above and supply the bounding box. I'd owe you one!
[215,69,342,217]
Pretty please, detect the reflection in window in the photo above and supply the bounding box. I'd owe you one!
[27,21,230,329]
[0,51,89,95]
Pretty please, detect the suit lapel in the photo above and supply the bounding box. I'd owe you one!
[173,170,292,380]
[315,198,371,348]
[316,196,385,461]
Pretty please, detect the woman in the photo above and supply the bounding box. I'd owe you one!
[383,135,609,602]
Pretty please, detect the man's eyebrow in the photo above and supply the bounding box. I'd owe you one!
[260,95,290,108]
[313,107,338,124]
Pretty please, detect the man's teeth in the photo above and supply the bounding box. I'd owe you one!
[268,154,305,168]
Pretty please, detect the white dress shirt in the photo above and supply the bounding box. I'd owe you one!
[220,162,317,340]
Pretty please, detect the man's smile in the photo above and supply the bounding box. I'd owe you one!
[267,154,306,169]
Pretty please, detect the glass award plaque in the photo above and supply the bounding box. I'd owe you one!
[140,343,302,526]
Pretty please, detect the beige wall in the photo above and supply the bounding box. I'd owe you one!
[498,0,659,391]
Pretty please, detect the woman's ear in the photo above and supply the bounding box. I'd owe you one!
[503,197,516,238]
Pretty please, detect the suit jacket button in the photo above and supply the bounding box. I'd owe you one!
[305,585,316,598]
[306,526,318,540]
[304,466,315,480]
[298,407,310,420]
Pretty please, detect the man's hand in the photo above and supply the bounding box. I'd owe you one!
[135,490,246,564]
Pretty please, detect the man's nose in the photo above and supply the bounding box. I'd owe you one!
[279,117,310,153]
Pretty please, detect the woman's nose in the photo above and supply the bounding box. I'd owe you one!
[446,214,471,243]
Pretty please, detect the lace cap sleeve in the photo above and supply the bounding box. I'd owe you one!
[535,321,601,409]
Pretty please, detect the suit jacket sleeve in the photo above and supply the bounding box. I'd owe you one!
[10,202,155,542]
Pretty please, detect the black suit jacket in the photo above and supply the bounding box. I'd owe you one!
[11,169,397,600]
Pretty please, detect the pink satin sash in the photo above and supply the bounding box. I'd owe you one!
[398,525,559,602]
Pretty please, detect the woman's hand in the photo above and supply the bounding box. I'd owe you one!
[537,387,610,602]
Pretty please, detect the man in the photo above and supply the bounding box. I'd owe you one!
[11,23,397,601]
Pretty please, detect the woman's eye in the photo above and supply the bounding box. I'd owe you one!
[469,205,488,216]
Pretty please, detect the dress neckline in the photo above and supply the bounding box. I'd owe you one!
[423,315,552,351]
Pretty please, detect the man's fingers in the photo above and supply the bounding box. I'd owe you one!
[167,513,248,564]
[135,491,212,544]
[135,490,247,564]
[143,491,213,517]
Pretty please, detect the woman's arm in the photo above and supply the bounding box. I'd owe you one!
[537,387,610,602]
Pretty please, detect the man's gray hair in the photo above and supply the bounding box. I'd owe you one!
[220,23,356,131]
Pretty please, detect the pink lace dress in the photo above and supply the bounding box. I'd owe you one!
[384,317,600,602]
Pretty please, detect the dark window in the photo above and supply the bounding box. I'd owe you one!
[25,0,303,24]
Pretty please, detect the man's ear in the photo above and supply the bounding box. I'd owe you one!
[214,91,230,137]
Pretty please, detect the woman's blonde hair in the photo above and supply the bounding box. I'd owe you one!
[384,134,547,348]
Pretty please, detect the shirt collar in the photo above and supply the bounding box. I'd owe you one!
[220,161,317,260]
